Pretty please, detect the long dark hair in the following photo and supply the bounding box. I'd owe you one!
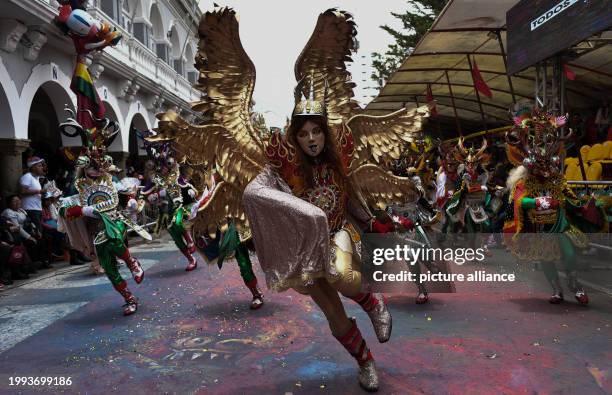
[287,116,350,191]
[6,194,20,208]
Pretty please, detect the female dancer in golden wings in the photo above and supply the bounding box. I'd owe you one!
[151,7,429,391]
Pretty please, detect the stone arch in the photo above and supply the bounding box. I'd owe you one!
[126,111,150,171]
[100,99,125,153]
[169,24,181,59]
[28,81,81,147]
[27,80,77,178]
[0,59,19,139]
[149,112,159,130]
[97,83,124,125]
[125,102,151,151]
[185,42,195,70]
[19,62,76,140]
[0,80,15,142]
[149,2,166,39]
[133,0,150,19]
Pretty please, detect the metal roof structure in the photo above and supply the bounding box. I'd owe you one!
[366,0,612,133]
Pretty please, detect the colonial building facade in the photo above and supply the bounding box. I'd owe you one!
[0,0,202,196]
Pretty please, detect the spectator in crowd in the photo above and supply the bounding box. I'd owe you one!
[109,164,122,183]
[20,156,46,237]
[1,215,39,283]
[42,192,66,262]
[143,160,156,184]
[595,101,610,141]
[567,113,585,157]
[116,171,145,243]
[55,165,91,266]
[0,218,16,287]
[1,195,50,269]
[42,160,49,179]
[125,166,140,179]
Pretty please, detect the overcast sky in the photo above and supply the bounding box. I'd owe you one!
[197,0,408,127]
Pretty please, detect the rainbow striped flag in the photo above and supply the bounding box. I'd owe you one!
[71,61,98,105]
[70,60,105,128]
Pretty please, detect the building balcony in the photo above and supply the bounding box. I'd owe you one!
[22,0,200,106]
[87,5,200,104]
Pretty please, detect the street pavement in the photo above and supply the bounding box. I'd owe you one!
[0,234,610,394]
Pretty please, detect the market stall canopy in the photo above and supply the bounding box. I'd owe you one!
[367,0,612,132]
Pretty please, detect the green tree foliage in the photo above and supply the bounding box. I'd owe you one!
[372,0,447,87]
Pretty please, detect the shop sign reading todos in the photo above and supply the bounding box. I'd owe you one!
[531,0,579,31]
[507,0,612,74]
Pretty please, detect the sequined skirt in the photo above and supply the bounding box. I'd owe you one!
[243,167,363,293]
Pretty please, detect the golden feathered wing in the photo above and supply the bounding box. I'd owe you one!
[348,106,431,208]
[348,106,430,169]
[294,8,362,126]
[151,7,266,238]
[295,9,429,207]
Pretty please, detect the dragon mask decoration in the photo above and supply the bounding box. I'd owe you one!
[506,106,571,178]
[454,137,490,177]
[59,107,119,178]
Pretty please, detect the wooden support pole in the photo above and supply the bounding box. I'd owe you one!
[444,70,462,135]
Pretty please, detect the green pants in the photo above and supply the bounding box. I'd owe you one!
[96,228,128,286]
[541,233,577,281]
[168,207,188,250]
[234,242,255,283]
[217,222,256,283]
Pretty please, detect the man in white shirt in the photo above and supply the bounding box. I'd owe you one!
[19,156,45,235]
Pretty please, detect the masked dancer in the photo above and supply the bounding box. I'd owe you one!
[445,138,492,253]
[190,170,265,310]
[504,106,607,305]
[139,133,200,271]
[58,111,150,316]
[388,132,441,304]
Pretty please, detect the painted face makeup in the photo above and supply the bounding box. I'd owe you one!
[296,120,325,157]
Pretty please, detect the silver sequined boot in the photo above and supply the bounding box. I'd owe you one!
[353,293,392,343]
[335,318,379,392]
[358,359,380,392]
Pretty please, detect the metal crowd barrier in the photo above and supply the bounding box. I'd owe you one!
[125,202,160,238]
[567,180,612,194]
[139,203,160,230]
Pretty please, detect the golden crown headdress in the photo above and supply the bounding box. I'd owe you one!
[292,73,327,118]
